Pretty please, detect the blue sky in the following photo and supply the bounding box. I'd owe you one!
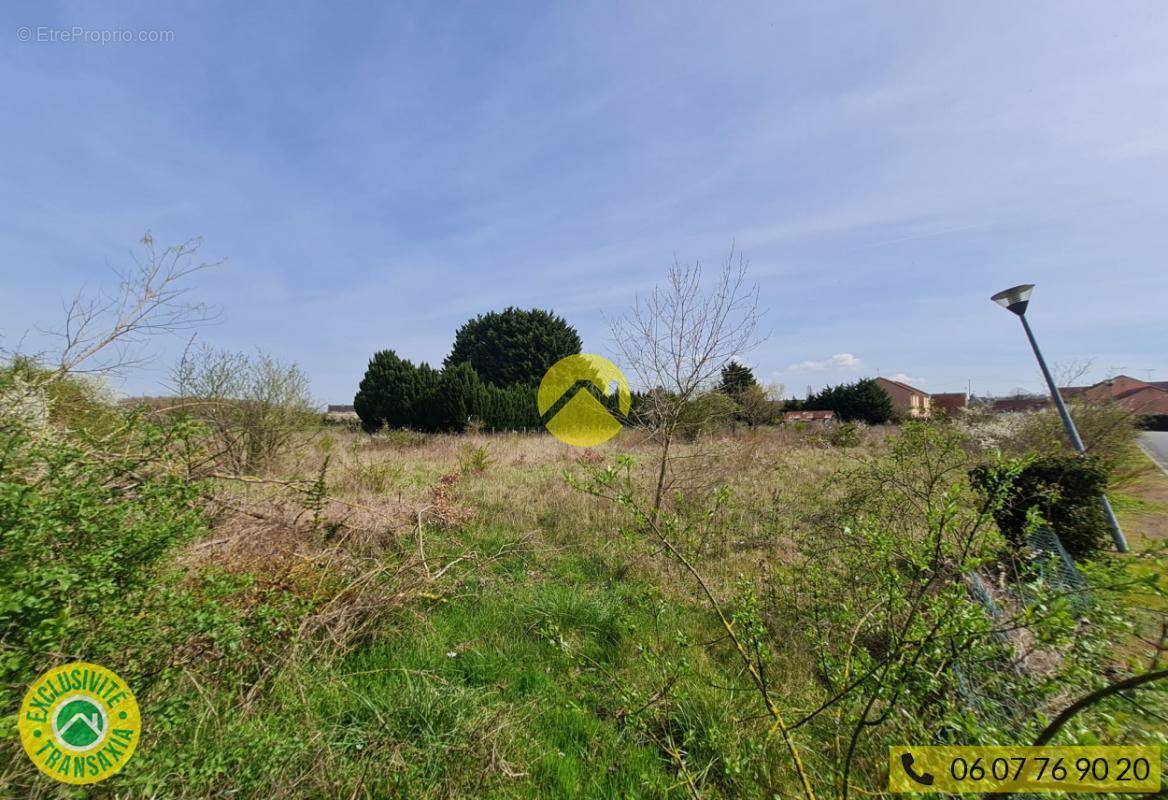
[3,1,1166,403]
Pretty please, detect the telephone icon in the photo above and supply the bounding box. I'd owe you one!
[900,753,935,786]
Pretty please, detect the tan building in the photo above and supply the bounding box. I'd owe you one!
[874,377,931,418]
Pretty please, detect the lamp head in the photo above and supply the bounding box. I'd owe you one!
[991,283,1034,316]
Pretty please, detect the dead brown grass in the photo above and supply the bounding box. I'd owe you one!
[184,424,862,607]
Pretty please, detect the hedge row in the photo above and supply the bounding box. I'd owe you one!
[354,353,542,432]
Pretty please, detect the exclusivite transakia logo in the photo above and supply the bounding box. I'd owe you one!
[18,662,141,785]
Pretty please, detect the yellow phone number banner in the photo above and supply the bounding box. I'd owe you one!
[889,746,1161,793]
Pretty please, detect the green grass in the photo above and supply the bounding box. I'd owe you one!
[1110,491,1167,514]
[113,525,724,799]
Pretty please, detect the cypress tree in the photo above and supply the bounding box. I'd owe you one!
[445,307,582,387]
[354,350,421,430]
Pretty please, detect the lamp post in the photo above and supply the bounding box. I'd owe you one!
[990,284,1128,552]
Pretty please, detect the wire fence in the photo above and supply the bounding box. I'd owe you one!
[954,525,1091,738]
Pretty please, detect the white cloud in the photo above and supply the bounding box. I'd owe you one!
[887,373,926,387]
[785,353,862,373]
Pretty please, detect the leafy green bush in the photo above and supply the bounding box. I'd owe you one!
[971,454,1111,558]
[676,391,740,438]
[478,381,541,430]
[0,415,205,694]
[826,420,861,447]
[444,307,581,388]
[1005,401,1141,485]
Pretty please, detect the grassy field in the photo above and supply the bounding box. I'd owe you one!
[3,415,1166,799]
[148,428,858,799]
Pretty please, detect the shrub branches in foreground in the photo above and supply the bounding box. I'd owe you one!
[570,421,1166,799]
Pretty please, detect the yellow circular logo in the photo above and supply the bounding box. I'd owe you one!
[537,354,631,446]
[18,662,141,785]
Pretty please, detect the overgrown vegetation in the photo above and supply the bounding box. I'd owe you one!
[4,371,1166,797]
[0,371,204,689]
[2,239,1165,798]
[172,343,317,473]
[972,454,1112,558]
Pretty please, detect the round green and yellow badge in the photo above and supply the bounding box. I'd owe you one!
[18,662,141,785]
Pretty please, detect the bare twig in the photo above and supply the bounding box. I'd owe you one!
[44,233,221,379]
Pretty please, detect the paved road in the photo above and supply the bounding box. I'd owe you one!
[1139,431,1168,474]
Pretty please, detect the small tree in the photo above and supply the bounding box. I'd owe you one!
[0,234,219,387]
[444,307,582,387]
[736,383,781,427]
[609,249,762,516]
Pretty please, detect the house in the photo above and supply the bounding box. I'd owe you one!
[873,377,931,418]
[783,409,836,423]
[1060,375,1168,416]
[931,392,969,414]
[987,375,1168,418]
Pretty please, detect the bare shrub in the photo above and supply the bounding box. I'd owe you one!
[173,344,316,474]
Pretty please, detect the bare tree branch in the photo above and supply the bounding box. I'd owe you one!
[43,232,221,379]
[1052,358,1094,389]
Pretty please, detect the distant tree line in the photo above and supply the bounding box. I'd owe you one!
[786,378,895,424]
[356,307,899,433]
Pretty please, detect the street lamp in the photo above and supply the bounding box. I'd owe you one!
[991,283,1128,552]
